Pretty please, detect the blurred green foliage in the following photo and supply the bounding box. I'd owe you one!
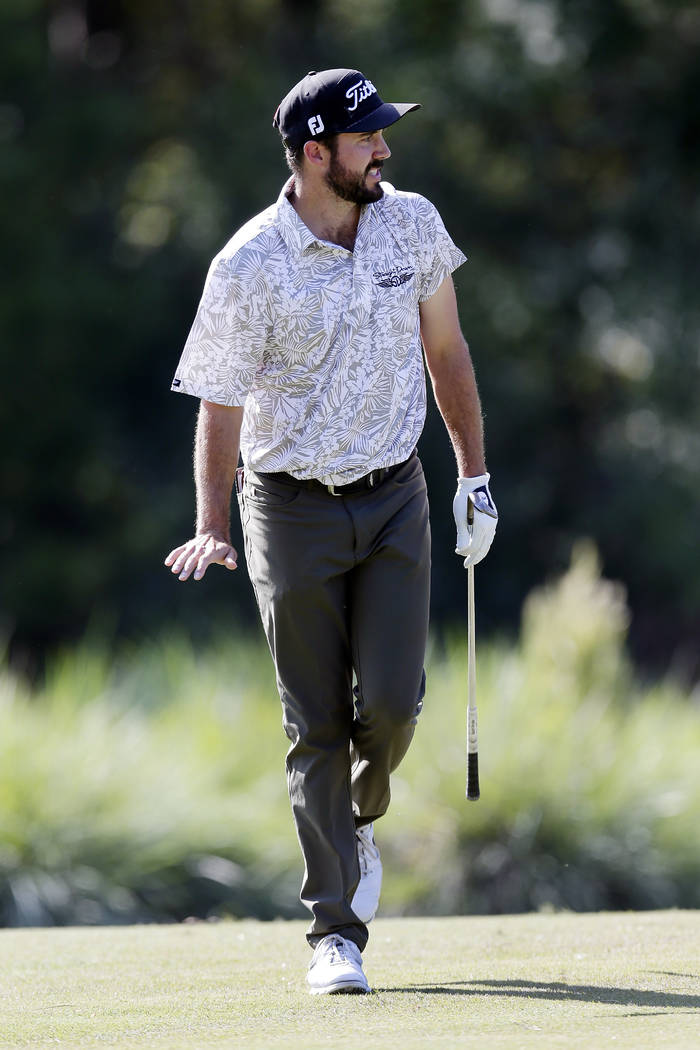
[2,0,700,671]
[0,632,301,925]
[2,548,700,925]
[385,542,700,914]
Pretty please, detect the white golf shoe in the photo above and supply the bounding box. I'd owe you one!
[306,934,370,995]
[351,823,382,923]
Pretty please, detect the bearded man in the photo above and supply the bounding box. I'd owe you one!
[166,68,497,995]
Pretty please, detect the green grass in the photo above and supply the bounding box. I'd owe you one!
[2,912,699,1049]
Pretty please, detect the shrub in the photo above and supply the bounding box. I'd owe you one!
[381,543,700,914]
[2,544,699,925]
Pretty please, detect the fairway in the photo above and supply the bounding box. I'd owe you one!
[2,911,699,1049]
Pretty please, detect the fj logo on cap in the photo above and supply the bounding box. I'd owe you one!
[308,114,325,135]
[345,79,377,112]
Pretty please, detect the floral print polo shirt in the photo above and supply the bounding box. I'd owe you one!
[172,178,466,486]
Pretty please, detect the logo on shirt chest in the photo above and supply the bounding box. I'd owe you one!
[372,265,415,289]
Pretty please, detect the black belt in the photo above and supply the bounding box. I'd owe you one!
[256,451,414,497]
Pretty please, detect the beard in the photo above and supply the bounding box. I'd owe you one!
[325,150,384,205]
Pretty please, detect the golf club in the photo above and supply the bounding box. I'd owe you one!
[466,494,480,801]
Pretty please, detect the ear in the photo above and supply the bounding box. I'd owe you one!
[303,139,329,168]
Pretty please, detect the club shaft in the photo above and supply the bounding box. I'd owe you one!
[467,564,476,730]
[466,564,480,799]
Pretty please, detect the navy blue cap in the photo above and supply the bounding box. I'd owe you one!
[273,68,420,149]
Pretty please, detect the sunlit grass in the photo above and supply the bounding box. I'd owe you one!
[3,912,700,1050]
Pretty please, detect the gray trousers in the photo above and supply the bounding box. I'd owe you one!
[240,453,431,951]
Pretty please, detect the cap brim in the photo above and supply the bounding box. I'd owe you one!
[344,101,421,135]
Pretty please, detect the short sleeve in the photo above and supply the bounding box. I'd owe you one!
[413,196,467,302]
[171,252,270,406]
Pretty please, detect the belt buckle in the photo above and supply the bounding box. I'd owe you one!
[327,483,341,496]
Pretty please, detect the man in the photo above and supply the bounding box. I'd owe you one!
[165,68,497,995]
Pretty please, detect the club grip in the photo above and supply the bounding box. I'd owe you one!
[466,753,480,801]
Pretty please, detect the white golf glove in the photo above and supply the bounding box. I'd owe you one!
[453,473,498,568]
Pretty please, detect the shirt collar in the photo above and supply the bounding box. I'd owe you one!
[276,177,321,257]
[275,176,382,257]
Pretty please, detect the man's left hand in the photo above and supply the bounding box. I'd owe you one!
[453,473,498,568]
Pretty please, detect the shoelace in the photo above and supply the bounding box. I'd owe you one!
[316,935,356,967]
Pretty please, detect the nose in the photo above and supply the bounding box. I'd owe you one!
[374,134,391,160]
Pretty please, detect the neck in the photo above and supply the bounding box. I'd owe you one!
[288,176,361,252]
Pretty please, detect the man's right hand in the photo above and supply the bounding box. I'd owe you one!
[164,533,238,581]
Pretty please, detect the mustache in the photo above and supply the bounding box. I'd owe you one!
[365,161,384,174]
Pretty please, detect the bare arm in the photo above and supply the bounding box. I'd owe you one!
[419,276,486,477]
[164,400,244,581]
